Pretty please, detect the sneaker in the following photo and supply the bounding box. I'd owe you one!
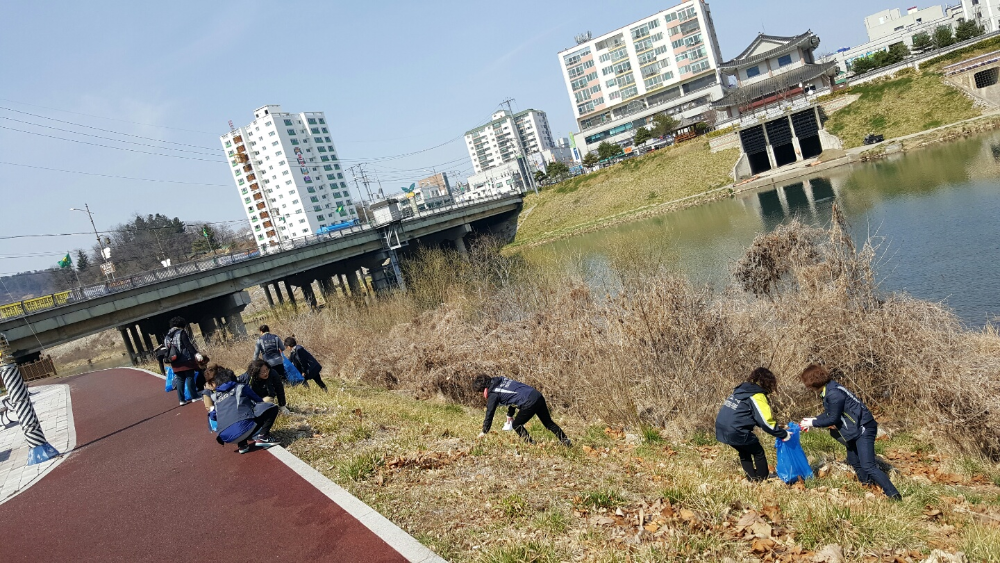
[179,401,187,406]
[238,441,253,454]
[502,417,513,431]
[253,435,280,449]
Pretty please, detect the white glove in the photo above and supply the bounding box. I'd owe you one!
[477,432,487,439]
[782,431,793,441]
[800,418,816,429]
[502,417,513,431]
[195,353,204,362]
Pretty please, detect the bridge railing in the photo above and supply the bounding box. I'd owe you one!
[0,193,520,321]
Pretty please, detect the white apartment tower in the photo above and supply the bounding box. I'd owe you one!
[220,105,355,250]
[558,0,727,156]
[464,109,556,175]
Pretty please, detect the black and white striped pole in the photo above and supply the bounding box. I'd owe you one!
[0,335,60,465]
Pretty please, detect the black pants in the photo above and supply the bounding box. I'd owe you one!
[267,363,287,407]
[511,396,569,445]
[303,370,327,391]
[733,439,769,482]
[845,425,900,498]
[239,406,279,446]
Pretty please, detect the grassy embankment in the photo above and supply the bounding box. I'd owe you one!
[512,142,740,248]
[824,70,981,149]
[193,218,1000,562]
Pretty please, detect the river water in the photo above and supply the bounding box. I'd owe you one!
[531,132,1000,326]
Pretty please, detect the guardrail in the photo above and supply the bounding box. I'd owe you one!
[0,192,520,321]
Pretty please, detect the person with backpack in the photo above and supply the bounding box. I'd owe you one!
[716,367,791,482]
[472,374,571,446]
[164,316,203,406]
[285,336,327,392]
[799,364,901,500]
[204,365,279,454]
[252,325,286,407]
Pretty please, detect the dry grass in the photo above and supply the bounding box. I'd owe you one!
[193,212,1000,560]
[513,141,739,248]
[825,71,981,148]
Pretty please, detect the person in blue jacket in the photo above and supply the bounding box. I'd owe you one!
[472,374,571,446]
[716,367,791,482]
[204,365,280,454]
[799,364,901,500]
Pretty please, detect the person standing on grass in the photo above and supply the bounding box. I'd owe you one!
[285,336,328,392]
[472,374,571,446]
[716,367,791,482]
[798,364,902,500]
[164,316,203,406]
[204,365,279,454]
[253,325,287,407]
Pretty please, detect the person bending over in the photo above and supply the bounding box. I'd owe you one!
[285,336,328,392]
[243,359,284,407]
[253,324,287,405]
[715,367,790,482]
[205,365,279,455]
[164,316,203,406]
[799,364,901,500]
[472,374,571,446]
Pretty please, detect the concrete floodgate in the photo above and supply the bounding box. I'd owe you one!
[0,368,445,562]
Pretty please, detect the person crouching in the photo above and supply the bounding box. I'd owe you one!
[716,367,790,482]
[472,374,571,446]
[204,365,280,454]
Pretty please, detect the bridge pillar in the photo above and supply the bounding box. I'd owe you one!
[261,284,275,308]
[198,317,219,342]
[273,283,285,305]
[141,329,155,356]
[346,271,362,297]
[302,282,318,310]
[119,326,138,366]
[226,313,247,338]
[370,269,390,292]
[454,234,468,256]
[283,280,297,309]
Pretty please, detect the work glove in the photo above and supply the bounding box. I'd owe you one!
[195,353,204,362]
[782,431,793,441]
[800,418,816,430]
[502,417,514,431]
[477,432,487,439]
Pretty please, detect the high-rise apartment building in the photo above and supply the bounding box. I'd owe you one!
[558,0,726,156]
[961,0,1000,33]
[220,105,356,250]
[464,109,556,175]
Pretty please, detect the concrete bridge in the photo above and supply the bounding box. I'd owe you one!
[0,194,522,363]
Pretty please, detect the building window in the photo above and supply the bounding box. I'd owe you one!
[290,139,299,145]
[746,65,761,78]
[268,131,276,136]
[324,165,333,171]
[287,129,296,135]
[308,118,317,125]
[284,119,293,126]
[321,127,328,133]
[778,54,793,67]
[310,127,320,134]
[320,155,330,161]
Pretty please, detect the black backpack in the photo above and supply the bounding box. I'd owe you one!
[165,329,194,365]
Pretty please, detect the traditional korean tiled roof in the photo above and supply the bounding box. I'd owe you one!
[711,61,838,109]
[719,31,821,71]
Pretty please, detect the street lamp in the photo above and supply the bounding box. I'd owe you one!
[70,204,112,280]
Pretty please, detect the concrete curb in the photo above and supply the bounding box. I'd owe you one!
[120,367,446,562]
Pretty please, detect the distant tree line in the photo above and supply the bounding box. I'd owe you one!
[850,21,985,75]
[2,213,253,304]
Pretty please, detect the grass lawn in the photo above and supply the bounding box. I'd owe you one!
[513,141,739,248]
[275,382,1000,562]
[825,71,981,149]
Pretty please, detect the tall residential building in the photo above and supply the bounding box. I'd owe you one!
[464,109,555,175]
[961,0,1000,33]
[864,6,947,41]
[558,0,727,156]
[220,105,356,250]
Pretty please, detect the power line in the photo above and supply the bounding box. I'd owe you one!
[0,161,230,187]
[0,125,225,163]
[0,115,223,156]
[0,99,217,134]
[0,219,251,241]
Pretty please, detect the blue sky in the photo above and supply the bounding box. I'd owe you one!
[1,0,930,274]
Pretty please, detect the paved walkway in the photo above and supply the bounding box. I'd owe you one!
[0,369,440,562]
[0,384,75,503]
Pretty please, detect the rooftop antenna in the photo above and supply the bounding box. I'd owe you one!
[228,120,235,132]
[574,31,592,45]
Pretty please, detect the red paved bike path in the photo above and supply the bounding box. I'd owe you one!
[0,369,408,562]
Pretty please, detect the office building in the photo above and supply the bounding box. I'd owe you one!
[558,0,727,156]
[220,105,355,250]
[464,108,555,191]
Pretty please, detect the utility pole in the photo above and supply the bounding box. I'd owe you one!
[70,203,113,281]
[350,165,373,225]
[500,97,538,195]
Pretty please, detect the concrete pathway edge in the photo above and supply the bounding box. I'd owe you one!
[128,367,446,562]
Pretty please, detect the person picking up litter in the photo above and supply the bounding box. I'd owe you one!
[204,365,280,455]
[472,374,571,446]
[716,367,791,482]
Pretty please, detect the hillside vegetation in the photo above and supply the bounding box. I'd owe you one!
[514,141,740,247]
[825,71,980,148]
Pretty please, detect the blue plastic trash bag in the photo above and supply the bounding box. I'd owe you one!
[184,375,196,402]
[282,355,304,385]
[164,366,175,392]
[775,421,814,484]
[208,409,218,432]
